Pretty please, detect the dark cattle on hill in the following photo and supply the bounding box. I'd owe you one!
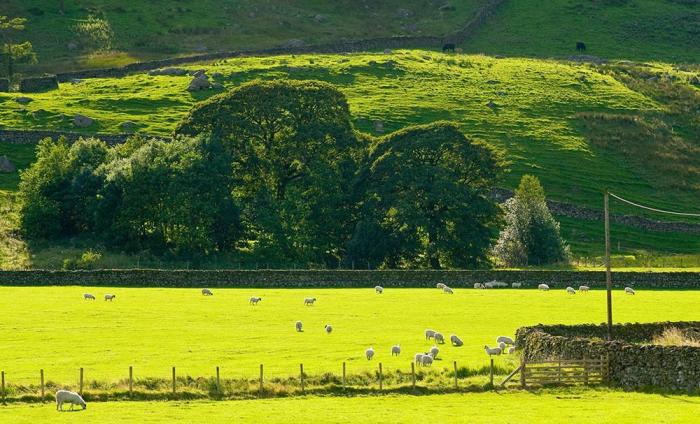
[442,43,456,53]
[576,42,586,52]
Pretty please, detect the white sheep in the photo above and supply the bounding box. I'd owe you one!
[498,341,506,351]
[484,281,495,289]
[579,285,590,293]
[625,287,636,295]
[104,294,116,301]
[421,354,434,367]
[450,334,463,347]
[566,286,576,295]
[425,329,436,340]
[249,296,262,305]
[443,286,454,294]
[414,353,424,364]
[538,284,550,291]
[437,283,446,289]
[55,390,86,411]
[508,346,516,354]
[366,347,375,360]
[493,281,508,288]
[429,346,439,359]
[375,285,384,294]
[511,282,522,288]
[325,324,333,334]
[474,283,485,289]
[434,332,445,344]
[496,336,514,345]
[304,297,316,306]
[391,345,401,356]
[201,288,213,296]
[83,293,95,300]
[295,321,303,332]
[484,345,502,356]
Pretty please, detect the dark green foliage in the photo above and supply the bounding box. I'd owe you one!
[348,122,504,269]
[493,175,569,266]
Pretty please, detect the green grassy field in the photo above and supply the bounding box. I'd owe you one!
[0,287,697,386]
[1,390,699,423]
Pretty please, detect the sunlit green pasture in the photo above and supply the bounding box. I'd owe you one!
[0,287,697,386]
[2,389,699,424]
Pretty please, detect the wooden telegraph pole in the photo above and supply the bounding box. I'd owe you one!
[604,190,613,340]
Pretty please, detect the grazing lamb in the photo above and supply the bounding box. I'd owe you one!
[56,390,86,411]
[391,345,401,356]
[484,345,502,356]
[201,288,213,296]
[566,286,576,295]
[295,321,303,332]
[104,294,116,301]
[538,284,550,291]
[434,332,445,344]
[421,354,434,367]
[83,293,95,300]
[496,336,514,345]
[304,297,316,306]
[437,283,446,290]
[375,285,384,294]
[579,285,590,293]
[625,287,636,295]
[443,286,454,294]
[366,347,375,360]
[249,296,262,305]
[474,283,485,289]
[511,283,522,288]
[325,324,333,334]
[450,334,463,347]
[414,353,424,364]
[425,329,436,340]
[484,281,495,289]
[429,346,439,359]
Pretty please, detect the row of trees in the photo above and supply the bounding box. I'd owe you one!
[20,79,567,268]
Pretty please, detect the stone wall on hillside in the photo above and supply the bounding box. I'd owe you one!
[0,129,163,145]
[19,75,59,92]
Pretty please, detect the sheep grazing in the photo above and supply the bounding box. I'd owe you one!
[443,286,454,294]
[295,321,303,332]
[375,285,384,294]
[474,283,485,289]
[511,282,522,288]
[496,336,514,345]
[83,293,95,300]
[391,345,401,356]
[55,390,86,411]
[450,334,463,347]
[484,281,495,289]
[498,341,506,352]
[104,294,116,301]
[579,285,590,293]
[508,346,516,354]
[625,287,636,295]
[437,283,446,290]
[421,354,434,367]
[429,346,439,359]
[249,296,262,305]
[304,297,316,306]
[366,347,375,360]
[484,345,502,356]
[434,332,445,344]
[201,288,213,296]
[566,286,576,295]
[425,329,436,340]
[414,353,424,364]
[538,284,550,291]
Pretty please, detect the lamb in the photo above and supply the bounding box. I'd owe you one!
[55,390,86,411]
[508,346,516,354]
[104,294,116,301]
[434,332,445,344]
[249,296,262,305]
[625,287,636,295]
[375,285,384,294]
[83,293,95,300]
[366,347,375,360]
[511,282,522,288]
[304,297,316,306]
[498,341,506,351]
[421,354,434,367]
[437,283,446,290]
[325,324,333,334]
[295,321,303,332]
[443,286,454,294]
[425,329,436,340]
[201,288,213,296]
[391,345,401,356]
[579,285,590,293]
[496,336,514,345]
[538,284,550,291]
[429,346,439,359]
[450,334,463,347]
[484,345,502,356]
[474,283,485,289]
[414,353,424,364]
[566,286,576,295]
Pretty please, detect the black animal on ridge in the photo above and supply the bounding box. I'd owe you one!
[576,41,586,52]
[442,43,456,53]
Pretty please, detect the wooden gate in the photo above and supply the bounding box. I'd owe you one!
[520,357,607,387]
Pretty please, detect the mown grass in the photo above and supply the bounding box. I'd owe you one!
[0,287,697,387]
[1,389,699,423]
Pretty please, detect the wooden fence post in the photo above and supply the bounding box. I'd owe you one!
[583,356,589,385]
[489,358,494,386]
[520,357,527,388]
[453,361,458,389]
[172,367,176,394]
[378,363,383,391]
[1,371,5,404]
[411,362,416,390]
[216,366,220,394]
[129,366,133,398]
[299,363,304,393]
[40,369,45,402]
[258,364,264,397]
[342,362,346,390]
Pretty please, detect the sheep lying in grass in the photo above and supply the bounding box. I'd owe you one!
[434,332,445,344]
[443,286,454,294]
[375,285,383,294]
[484,345,502,356]
[450,334,463,347]
[497,336,514,345]
[104,294,116,301]
[295,321,303,332]
[579,285,590,293]
[366,347,375,360]
[511,282,522,288]
[249,296,262,305]
[391,345,401,356]
[437,283,446,290]
[429,346,439,359]
[56,390,86,411]
[201,288,213,296]
[425,329,436,340]
[304,297,316,306]
[625,287,636,295]
[538,284,550,291]
[83,293,95,300]
[325,324,333,334]
[566,286,576,295]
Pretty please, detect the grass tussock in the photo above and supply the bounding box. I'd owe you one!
[651,328,700,347]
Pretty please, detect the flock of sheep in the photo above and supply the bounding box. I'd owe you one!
[536,284,636,295]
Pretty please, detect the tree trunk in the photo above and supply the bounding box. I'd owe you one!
[7,46,13,80]
[427,230,441,269]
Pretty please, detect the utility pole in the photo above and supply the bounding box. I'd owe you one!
[604,190,613,340]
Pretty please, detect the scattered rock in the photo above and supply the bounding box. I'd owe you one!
[187,74,211,91]
[486,80,500,85]
[384,49,393,54]
[67,41,78,50]
[397,8,413,18]
[373,120,384,133]
[313,14,327,23]
[0,156,16,173]
[690,75,700,86]
[368,60,378,66]
[70,78,82,84]
[73,114,94,128]
[211,82,224,90]
[191,69,207,77]
[647,76,660,83]
[282,39,305,49]
[120,121,137,132]
[15,97,33,105]
[148,67,189,76]
[486,100,498,110]
[211,72,224,79]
